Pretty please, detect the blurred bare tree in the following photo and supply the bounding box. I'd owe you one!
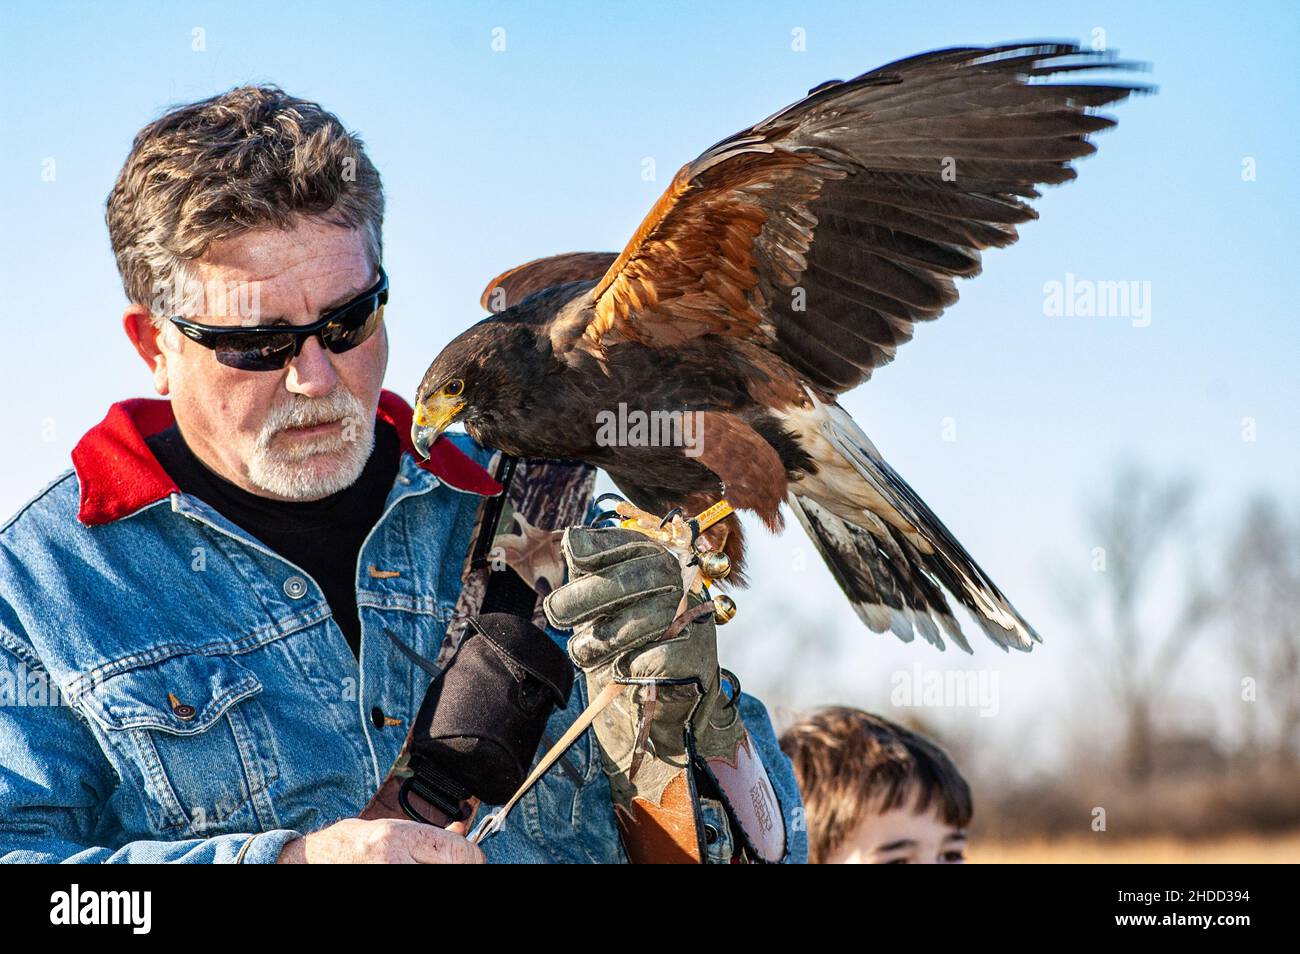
[1055,463,1215,782]
[1224,495,1300,767]
[977,470,1300,841]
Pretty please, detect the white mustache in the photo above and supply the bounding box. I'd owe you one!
[259,389,365,446]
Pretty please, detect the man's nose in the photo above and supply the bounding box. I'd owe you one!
[285,335,339,396]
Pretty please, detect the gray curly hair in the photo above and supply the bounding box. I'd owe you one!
[106,84,384,326]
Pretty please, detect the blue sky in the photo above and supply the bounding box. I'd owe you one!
[2,1,1296,765]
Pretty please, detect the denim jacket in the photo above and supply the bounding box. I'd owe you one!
[0,389,806,863]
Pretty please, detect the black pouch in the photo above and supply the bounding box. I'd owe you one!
[402,611,574,821]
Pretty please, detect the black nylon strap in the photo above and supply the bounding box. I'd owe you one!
[474,451,540,620]
[480,565,539,618]
[399,760,470,824]
[469,453,519,571]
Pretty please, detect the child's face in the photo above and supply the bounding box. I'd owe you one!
[824,804,967,864]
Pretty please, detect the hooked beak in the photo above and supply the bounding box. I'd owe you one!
[411,394,465,459]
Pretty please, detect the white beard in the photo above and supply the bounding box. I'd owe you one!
[246,387,375,500]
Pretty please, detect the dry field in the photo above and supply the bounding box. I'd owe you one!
[971,830,1300,863]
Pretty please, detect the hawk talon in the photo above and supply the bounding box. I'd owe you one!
[590,494,633,528]
[658,507,685,529]
[719,667,742,708]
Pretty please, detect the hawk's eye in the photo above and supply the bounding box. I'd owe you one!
[443,378,464,397]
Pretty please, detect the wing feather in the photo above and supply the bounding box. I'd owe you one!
[577,42,1148,393]
[480,251,618,313]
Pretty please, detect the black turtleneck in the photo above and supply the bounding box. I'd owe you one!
[145,419,401,659]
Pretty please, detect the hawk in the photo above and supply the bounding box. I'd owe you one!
[413,42,1147,652]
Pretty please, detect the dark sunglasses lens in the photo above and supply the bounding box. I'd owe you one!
[212,334,297,371]
[321,297,383,355]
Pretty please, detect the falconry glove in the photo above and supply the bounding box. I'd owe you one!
[543,526,786,863]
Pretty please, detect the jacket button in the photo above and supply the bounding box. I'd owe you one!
[704,823,720,845]
[168,692,196,721]
[371,706,386,729]
[283,576,308,599]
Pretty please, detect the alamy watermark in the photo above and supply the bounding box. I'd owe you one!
[890,664,1000,717]
[50,884,151,934]
[0,660,69,708]
[594,402,706,457]
[151,274,262,324]
[1043,272,1152,328]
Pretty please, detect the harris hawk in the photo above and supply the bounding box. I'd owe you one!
[413,42,1148,653]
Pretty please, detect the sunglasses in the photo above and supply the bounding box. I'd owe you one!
[170,267,388,371]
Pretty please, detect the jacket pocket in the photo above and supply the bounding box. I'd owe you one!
[79,652,281,836]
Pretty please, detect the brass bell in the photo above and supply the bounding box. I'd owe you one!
[698,549,732,581]
[712,593,737,625]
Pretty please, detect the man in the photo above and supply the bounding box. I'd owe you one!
[0,86,805,863]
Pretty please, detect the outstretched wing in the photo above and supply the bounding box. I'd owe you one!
[577,42,1148,392]
[480,251,619,313]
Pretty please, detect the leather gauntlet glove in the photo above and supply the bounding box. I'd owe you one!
[543,526,786,863]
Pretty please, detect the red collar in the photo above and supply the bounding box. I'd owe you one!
[71,388,502,526]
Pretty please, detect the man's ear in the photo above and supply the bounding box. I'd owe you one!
[123,304,171,396]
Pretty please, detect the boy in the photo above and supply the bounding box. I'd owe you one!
[780,706,970,864]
